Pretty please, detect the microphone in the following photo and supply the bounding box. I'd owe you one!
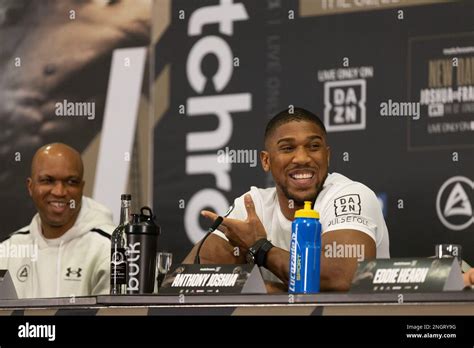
[194,216,223,264]
[194,203,235,264]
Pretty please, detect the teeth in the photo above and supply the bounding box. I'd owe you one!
[292,173,313,179]
[51,202,66,208]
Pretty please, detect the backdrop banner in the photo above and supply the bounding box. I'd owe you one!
[153,0,474,264]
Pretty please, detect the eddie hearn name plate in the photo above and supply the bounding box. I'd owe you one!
[350,257,464,293]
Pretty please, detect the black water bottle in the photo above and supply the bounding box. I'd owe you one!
[126,207,160,294]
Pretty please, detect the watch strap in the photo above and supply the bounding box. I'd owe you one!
[248,238,274,267]
[256,239,274,267]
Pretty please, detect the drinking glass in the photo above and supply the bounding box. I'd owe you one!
[155,252,173,292]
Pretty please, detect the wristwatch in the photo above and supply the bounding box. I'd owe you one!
[246,238,274,267]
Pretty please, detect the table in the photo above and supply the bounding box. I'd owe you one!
[0,291,473,316]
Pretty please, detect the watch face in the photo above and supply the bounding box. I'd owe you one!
[246,251,255,264]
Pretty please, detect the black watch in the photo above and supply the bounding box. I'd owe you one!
[246,238,274,267]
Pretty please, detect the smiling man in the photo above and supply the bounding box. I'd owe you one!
[183,107,390,292]
[0,143,115,298]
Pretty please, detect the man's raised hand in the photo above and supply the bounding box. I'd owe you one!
[201,194,267,250]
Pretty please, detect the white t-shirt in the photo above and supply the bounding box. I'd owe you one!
[214,172,390,280]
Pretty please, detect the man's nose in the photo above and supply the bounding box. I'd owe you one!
[292,146,311,164]
[51,181,66,196]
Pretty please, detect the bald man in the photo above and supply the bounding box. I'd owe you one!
[0,143,115,298]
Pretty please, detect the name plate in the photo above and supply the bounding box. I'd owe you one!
[350,258,464,293]
[159,264,266,294]
[0,270,18,300]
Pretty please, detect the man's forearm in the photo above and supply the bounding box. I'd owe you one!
[265,247,290,285]
[319,257,358,291]
[263,245,362,292]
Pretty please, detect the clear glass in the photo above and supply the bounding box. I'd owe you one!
[155,252,173,293]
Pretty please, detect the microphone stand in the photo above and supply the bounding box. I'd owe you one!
[194,216,223,264]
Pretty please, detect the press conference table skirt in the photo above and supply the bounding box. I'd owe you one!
[0,291,473,315]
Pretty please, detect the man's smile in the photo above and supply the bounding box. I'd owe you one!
[288,168,317,189]
[48,200,68,214]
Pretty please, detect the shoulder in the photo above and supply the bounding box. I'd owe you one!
[322,173,378,205]
[233,186,276,201]
[318,173,384,226]
[77,225,114,245]
[0,226,31,244]
[89,228,112,240]
[229,187,277,219]
[71,227,113,257]
[79,196,114,241]
[249,186,277,204]
[235,186,277,207]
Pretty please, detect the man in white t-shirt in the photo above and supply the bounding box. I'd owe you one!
[183,107,390,292]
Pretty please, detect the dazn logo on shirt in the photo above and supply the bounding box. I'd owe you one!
[334,194,361,216]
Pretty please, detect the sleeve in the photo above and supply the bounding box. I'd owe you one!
[90,254,110,295]
[320,183,383,244]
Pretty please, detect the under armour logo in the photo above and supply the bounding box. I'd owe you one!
[66,267,82,278]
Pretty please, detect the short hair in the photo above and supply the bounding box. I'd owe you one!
[264,107,327,143]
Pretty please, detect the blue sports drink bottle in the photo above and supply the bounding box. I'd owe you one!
[289,201,322,293]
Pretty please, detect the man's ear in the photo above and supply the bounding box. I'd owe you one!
[260,151,270,172]
[27,177,33,197]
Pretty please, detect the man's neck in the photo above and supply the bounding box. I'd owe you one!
[41,224,72,239]
[277,193,303,221]
[41,211,80,239]
[276,174,328,220]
